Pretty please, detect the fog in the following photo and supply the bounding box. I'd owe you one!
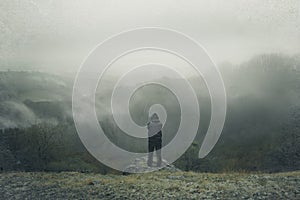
[0,0,300,74]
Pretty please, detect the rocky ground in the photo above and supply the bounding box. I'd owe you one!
[0,170,299,199]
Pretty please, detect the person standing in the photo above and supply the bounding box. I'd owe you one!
[147,113,163,167]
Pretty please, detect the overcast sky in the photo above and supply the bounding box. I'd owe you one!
[0,0,299,74]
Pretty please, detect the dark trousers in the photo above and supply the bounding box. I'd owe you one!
[148,131,162,167]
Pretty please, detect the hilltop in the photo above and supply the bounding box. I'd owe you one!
[0,171,299,199]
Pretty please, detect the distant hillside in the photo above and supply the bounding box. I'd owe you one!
[0,71,72,128]
[0,54,299,173]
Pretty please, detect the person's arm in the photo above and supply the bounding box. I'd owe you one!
[159,123,163,131]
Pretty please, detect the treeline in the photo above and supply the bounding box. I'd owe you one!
[2,106,299,174]
[3,123,111,174]
[175,107,300,172]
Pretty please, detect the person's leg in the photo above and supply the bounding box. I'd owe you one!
[148,140,155,166]
[155,139,162,167]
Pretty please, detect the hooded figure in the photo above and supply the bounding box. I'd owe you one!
[147,113,163,167]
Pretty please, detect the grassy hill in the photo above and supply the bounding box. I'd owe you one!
[0,171,299,199]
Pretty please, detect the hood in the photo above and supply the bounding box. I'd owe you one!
[150,113,160,123]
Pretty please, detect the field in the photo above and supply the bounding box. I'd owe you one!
[0,171,299,199]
